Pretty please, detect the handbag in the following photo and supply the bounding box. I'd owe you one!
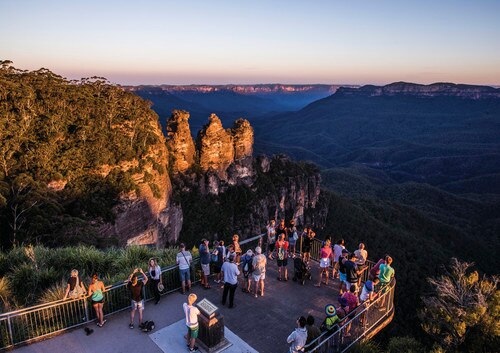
[157,283,165,292]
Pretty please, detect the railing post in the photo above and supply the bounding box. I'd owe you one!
[6,316,14,347]
[83,298,89,322]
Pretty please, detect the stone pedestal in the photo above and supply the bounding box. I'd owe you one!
[196,299,232,353]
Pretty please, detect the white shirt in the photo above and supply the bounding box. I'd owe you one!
[177,251,192,270]
[149,265,161,280]
[287,327,307,353]
[333,244,345,262]
[221,262,240,285]
[183,303,200,328]
[354,249,368,265]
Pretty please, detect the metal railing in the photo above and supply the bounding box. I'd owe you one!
[0,234,265,350]
[304,278,396,353]
[292,236,395,352]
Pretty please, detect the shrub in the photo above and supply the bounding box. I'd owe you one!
[387,336,425,353]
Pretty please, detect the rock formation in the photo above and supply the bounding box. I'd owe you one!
[231,118,254,160]
[165,110,196,173]
[197,114,235,177]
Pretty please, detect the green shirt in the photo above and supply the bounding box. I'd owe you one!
[378,263,394,283]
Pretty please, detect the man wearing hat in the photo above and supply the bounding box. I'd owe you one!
[252,246,267,298]
[240,249,254,293]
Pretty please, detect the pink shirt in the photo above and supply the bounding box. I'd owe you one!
[320,246,332,259]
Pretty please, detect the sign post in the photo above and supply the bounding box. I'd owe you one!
[196,298,232,353]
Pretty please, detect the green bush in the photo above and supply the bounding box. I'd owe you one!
[387,336,425,353]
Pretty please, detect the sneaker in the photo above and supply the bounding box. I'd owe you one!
[188,346,199,352]
[129,323,134,329]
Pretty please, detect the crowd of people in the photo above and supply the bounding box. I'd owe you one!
[62,218,395,353]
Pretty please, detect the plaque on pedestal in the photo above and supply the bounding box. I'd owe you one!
[196,298,232,353]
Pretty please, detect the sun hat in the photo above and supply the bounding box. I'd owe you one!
[246,249,254,256]
[158,283,165,292]
[325,304,336,317]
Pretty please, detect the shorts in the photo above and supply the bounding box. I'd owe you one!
[320,258,331,268]
[243,271,253,279]
[179,268,190,282]
[91,299,104,305]
[213,265,221,274]
[288,238,296,246]
[277,258,288,267]
[339,272,347,283]
[302,246,311,253]
[201,263,210,276]
[187,325,199,339]
[131,299,144,310]
[253,273,266,281]
[346,281,357,292]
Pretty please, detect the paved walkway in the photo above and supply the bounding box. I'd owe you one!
[16,258,341,353]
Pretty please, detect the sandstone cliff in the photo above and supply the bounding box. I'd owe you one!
[166,110,196,173]
[197,114,235,177]
[231,118,254,160]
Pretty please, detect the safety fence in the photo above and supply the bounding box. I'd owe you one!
[0,234,264,350]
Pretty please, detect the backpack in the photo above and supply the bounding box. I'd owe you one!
[140,320,155,332]
[211,249,218,263]
[278,246,285,260]
[242,256,252,273]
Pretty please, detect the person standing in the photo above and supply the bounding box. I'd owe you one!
[287,316,308,353]
[338,249,349,295]
[63,269,86,300]
[221,255,240,308]
[212,241,224,284]
[332,239,345,279]
[88,274,106,327]
[232,234,242,265]
[148,258,162,304]
[199,239,211,289]
[275,233,289,281]
[378,256,395,310]
[315,239,334,287]
[252,246,267,298]
[266,220,276,259]
[127,268,148,329]
[302,228,315,264]
[288,220,298,258]
[183,293,200,352]
[305,315,321,351]
[177,243,193,294]
[344,252,363,292]
[354,243,368,286]
[240,249,254,293]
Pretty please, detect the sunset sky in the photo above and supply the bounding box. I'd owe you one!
[1,0,499,85]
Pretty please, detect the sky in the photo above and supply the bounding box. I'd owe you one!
[1,0,499,85]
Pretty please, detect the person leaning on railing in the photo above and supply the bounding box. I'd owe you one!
[63,269,86,300]
[88,273,106,327]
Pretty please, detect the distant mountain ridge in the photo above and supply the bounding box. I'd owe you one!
[336,82,500,99]
[123,83,345,94]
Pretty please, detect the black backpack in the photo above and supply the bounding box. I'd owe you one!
[140,320,155,332]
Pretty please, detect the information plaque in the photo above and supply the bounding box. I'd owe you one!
[197,298,218,318]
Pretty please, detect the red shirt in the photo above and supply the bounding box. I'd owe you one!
[276,240,289,251]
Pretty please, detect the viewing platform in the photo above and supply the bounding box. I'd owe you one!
[1,236,395,353]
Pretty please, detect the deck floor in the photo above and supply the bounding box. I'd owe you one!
[16,258,343,353]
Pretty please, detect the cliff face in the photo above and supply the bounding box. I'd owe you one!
[169,113,324,245]
[99,120,178,247]
[102,110,322,247]
[337,82,500,99]
[197,114,235,177]
[166,110,196,173]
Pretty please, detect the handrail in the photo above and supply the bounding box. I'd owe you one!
[0,234,265,350]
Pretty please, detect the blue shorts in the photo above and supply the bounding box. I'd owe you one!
[179,268,190,282]
[339,272,347,283]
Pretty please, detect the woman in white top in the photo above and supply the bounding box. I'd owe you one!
[148,258,162,304]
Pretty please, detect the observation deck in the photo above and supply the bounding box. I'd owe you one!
[1,236,394,353]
